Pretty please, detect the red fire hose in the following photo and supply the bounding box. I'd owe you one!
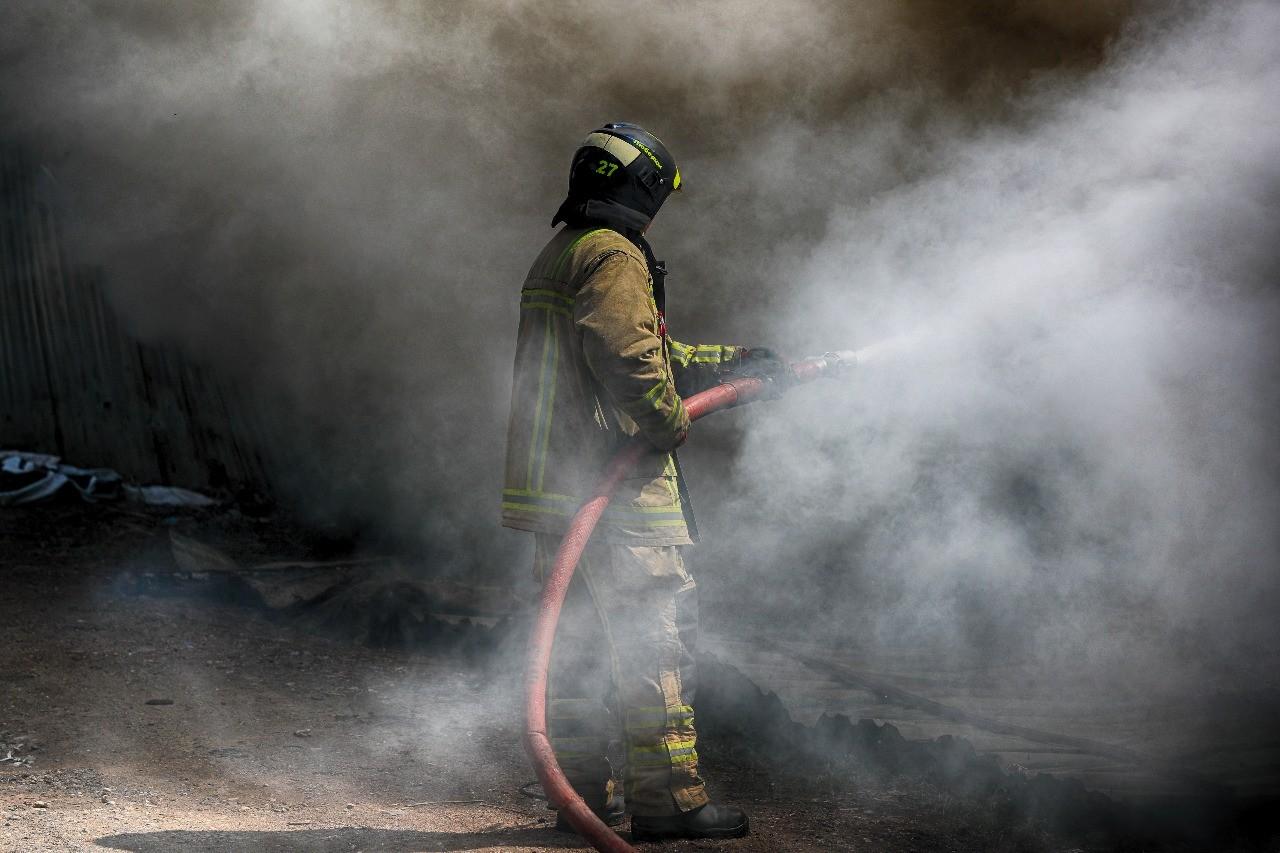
[522,352,854,852]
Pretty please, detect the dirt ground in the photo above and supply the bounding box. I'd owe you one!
[0,503,1267,852]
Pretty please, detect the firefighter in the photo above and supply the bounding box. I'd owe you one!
[502,122,786,841]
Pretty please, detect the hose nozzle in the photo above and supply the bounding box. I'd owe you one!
[791,350,858,382]
[823,350,858,373]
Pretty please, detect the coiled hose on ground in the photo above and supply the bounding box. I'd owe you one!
[523,353,854,852]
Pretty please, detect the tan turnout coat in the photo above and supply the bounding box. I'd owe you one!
[502,226,741,545]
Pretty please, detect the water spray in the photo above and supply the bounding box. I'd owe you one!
[523,350,857,851]
[848,334,917,366]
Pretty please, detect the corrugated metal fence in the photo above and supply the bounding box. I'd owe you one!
[0,146,271,496]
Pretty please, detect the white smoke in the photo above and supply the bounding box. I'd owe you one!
[697,0,1280,693]
[1,0,1276,694]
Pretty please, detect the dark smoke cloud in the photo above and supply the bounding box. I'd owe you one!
[3,1,1277,697]
[0,0,1132,552]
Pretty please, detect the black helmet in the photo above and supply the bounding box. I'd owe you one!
[552,122,682,234]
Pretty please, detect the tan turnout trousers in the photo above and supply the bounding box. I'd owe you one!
[535,533,707,816]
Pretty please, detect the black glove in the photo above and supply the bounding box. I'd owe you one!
[736,347,791,381]
[733,347,792,400]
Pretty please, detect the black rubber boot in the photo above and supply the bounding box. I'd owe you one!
[553,792,625,833]
[630,802,750,841]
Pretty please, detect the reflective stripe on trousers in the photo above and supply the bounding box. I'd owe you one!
[534,533,707,816]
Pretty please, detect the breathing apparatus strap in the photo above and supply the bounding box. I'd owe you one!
[635,236,667,318]
[634,236,700,542]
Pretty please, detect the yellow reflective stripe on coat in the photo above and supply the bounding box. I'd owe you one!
[522,229,607,490]
[503,489,685,523]
[661,396,685,430]
[553,228,610,280]
[668,340,736,366]
[534,318,560,492]
[525,309,557,489]
[520,301,571,318]
[642,374,669,405]
[691,344,736,363]
[520,289,574,318]
[522,288,575,305]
